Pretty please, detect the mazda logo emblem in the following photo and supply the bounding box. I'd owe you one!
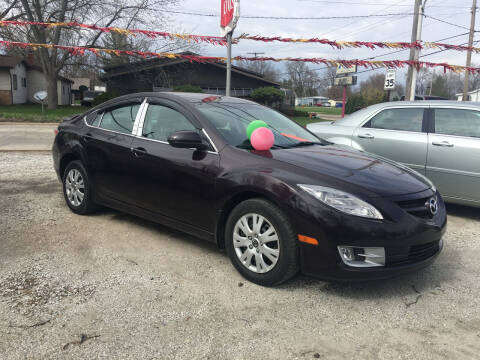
[428,198,438,216]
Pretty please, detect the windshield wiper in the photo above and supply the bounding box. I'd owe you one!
[282,141,325,148]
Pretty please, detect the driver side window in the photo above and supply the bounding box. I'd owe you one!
[142,104,196,142]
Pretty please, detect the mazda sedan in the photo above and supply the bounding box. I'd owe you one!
[53,93,446,286]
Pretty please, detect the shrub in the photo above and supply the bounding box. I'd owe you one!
[172,84,203,93]
[251,87,284,106]
[92,91,120,106]
[345,94,365,114]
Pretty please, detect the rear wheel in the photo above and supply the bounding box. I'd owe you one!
[225,198,299,286]
[62,160,98,215]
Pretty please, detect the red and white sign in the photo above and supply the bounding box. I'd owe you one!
[220,0,240,36]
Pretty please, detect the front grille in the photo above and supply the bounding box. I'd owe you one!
[387,240,441,267]
[396,196,432,219]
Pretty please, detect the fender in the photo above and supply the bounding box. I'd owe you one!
[324,136,353,148]
[214,170,298,248]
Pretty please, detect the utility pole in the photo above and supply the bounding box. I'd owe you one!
[406,0,426,101]
[247,52,265,58]
[226,33,232,97]
[462,0,477,101]
[405,0,421,101]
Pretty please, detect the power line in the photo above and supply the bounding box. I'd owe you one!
[296,0,473,8]
[161,9,416,20]
[425,14,475,31]
[314,0,408,38]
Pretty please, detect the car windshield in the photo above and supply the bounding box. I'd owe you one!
[195,101,326,149]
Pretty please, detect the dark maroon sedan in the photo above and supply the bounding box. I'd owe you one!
[53,93,446,286]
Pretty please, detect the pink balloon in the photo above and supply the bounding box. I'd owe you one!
[251,127,274,151]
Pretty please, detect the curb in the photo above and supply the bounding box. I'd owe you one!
[0,150,52,153]
[0,122,59,126]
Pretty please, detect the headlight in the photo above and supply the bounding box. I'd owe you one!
[298,184,383,220]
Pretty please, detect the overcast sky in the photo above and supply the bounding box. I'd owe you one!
[161,0,478,84]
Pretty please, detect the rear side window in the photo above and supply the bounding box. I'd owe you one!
[364,108,424,132]
[142,104,196,142]
[100,104,139,134]
[434,108,480,138]
[85,111,102,127]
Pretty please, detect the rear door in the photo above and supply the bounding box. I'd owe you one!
[426,107,480,203]
[82,98,144,203]
[353,106,428,174]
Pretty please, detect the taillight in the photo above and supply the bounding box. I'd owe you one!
[54,128,59,135]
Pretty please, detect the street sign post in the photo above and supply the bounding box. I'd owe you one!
[384,68,396,90]
[221,0,240,97]
[384,68,396,101]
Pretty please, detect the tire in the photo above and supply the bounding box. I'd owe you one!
[62,160,98,215]
[225,198,299,286]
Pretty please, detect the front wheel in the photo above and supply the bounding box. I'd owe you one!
[225,198,299,286]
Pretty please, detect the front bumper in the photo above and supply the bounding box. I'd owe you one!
[288,188,447,281]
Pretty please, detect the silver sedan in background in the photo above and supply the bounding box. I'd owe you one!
[307,101,480,207]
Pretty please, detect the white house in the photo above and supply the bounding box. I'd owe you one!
[295,96,329,106]
[0,55,73,106]
[456,89,480,101]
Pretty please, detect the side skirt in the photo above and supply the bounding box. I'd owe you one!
[95,194,217,244]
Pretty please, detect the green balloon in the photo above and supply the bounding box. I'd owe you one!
[246,120,268,139]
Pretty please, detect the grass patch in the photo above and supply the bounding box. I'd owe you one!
[0,104,88,123]
[295,106,342,115]
[292,116,331,127]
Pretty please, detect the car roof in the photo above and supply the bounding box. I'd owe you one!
[104,92,257,104]
[83,92,260,118]
[335,100,480,126]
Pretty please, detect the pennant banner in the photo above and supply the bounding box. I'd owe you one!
[0,20,229,46]
[1,40,479,74]
[1,20,480,53]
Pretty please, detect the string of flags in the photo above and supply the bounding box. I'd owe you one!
[1,20,480,53]
[0,20,228,46]
[1,40,479,74]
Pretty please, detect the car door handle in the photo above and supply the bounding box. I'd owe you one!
[358,133,374,139]
[83,133,94,142]
[131,147,147,158]
[432,141,454,148]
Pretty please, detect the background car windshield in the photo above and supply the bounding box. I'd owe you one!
[196,102,322,148]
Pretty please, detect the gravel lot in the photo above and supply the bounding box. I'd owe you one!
[1,152,480,359]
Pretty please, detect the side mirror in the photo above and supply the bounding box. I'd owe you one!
[167,131,209,151]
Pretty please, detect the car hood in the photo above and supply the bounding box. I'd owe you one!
[269,144,430,197]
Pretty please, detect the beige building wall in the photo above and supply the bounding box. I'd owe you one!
[27,69,71,105]
[0,69,12,105]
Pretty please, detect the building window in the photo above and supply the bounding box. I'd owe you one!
[12,74,17,90]
[22,77,27,87]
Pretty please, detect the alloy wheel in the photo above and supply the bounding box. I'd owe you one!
[65,169,85,207]
[233,213,280,274]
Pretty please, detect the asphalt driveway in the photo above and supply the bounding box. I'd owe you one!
[1,152,480,359]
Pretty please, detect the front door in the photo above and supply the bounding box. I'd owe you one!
[354,106,429,174]
[427,107,480,203]
[129,99,220,232]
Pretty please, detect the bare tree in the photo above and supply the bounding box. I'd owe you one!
[0,0,180,109]
[235,59,280,82]
[284,62,320,97]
